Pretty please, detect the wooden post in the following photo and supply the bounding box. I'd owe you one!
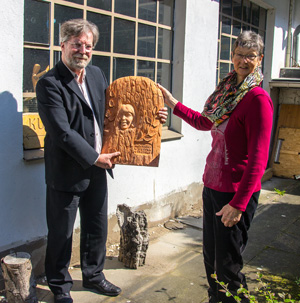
[1,252,38,303]
[116,204,149,269]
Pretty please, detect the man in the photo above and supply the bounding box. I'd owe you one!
[37,18,167,303]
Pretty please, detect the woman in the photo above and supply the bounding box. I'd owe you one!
[158,31,273,303]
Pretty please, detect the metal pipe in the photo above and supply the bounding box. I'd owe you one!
[274,138,284,163]
[285,0,294,67]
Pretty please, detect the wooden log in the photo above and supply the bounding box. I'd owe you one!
[1,252,38,303]
[116,204,149,269]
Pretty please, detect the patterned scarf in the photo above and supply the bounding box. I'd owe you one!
[201,66,264,126]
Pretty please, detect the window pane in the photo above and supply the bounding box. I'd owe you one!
[243,0,251,23]
[233,0,242,19]
[54,51,61,66]
[54,4,83,46]
[251,3,260,27]
[259,8,267,30]
[258,30,265,42]
[87,12,111,52]
[64,0,83,4]
[158,28,172,60]
[87,0,111,11]
[138,24,156,58]
[220,35,230,60]
[222,0,232,16]
[23,96,38,113]
[137,60,155,81]
[232,37,236,51]
[242,24,250,31]
[159,0,174,26]
[251,27,258,34]
[115,0,136,17]
[157,62,171,90]
[91,55,110,83]
[217,0,267,86]
[232,20,241,36]
[139,0,156,22]
[157,62,171,126]
[24,0,50,44]
[23,48,50,93]
[114,18,135,55]
[220,62,230,80]
[222,16,231,35]
[113,58,134,80]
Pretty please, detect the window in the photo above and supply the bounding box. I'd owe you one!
[217,0,267,83]
[23,0,174,155]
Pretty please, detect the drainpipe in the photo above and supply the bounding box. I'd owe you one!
[285,0,294,67]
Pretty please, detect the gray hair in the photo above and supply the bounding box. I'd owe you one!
[232,31,264,55]
[60,19,99,47]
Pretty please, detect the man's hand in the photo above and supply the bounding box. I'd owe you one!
[158,107,168,124]
[94,152,120,169]
[216,204,242,227]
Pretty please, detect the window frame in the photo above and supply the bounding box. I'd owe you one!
[216,0,267,84]
[23,0,177,160]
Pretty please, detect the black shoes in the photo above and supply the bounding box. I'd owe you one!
[83,278,122,297]
[54,292,73,303]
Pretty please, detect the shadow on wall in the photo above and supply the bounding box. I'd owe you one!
[0,92,47,288]
[0,91,23,156]
[23,125,43,149]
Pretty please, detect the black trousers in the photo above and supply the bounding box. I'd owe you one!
[45,167,108,295]
[202,186,259,303]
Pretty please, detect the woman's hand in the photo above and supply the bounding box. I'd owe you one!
[95,152,120,169]
[157,107,168,124]
[157,83,179,110]
[216,204,242,227]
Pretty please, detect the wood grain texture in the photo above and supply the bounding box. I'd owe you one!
[273,127,300,179]
[1,252,38,303]
[102,76,164,166]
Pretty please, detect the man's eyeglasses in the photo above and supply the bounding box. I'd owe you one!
[69,42,93,52]
[234,53,259,62]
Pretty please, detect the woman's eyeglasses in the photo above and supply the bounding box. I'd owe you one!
[234,53,259,62]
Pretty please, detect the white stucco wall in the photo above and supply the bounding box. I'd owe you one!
[0,0,219,251]
[0,1,47,251]
[105,0,219,216]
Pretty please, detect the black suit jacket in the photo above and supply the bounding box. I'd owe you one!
[36,61,108,192]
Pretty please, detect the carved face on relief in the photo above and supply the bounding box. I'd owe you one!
[118,104,135,130]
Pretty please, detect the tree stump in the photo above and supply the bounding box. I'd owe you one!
[1,252,38,303]
[116,204,149,269]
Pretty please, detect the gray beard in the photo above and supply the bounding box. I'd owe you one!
[66,56,91,71]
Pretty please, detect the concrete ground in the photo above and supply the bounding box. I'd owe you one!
[35,177,300,303]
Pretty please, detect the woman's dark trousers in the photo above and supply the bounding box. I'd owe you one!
[203,186,259,303]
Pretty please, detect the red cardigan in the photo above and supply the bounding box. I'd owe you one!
[173,87,273,211]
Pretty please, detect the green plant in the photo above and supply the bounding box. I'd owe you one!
[274,188,286,196]
[211,272,300,303]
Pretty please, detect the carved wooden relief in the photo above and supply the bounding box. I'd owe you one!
[101,76,164,166]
